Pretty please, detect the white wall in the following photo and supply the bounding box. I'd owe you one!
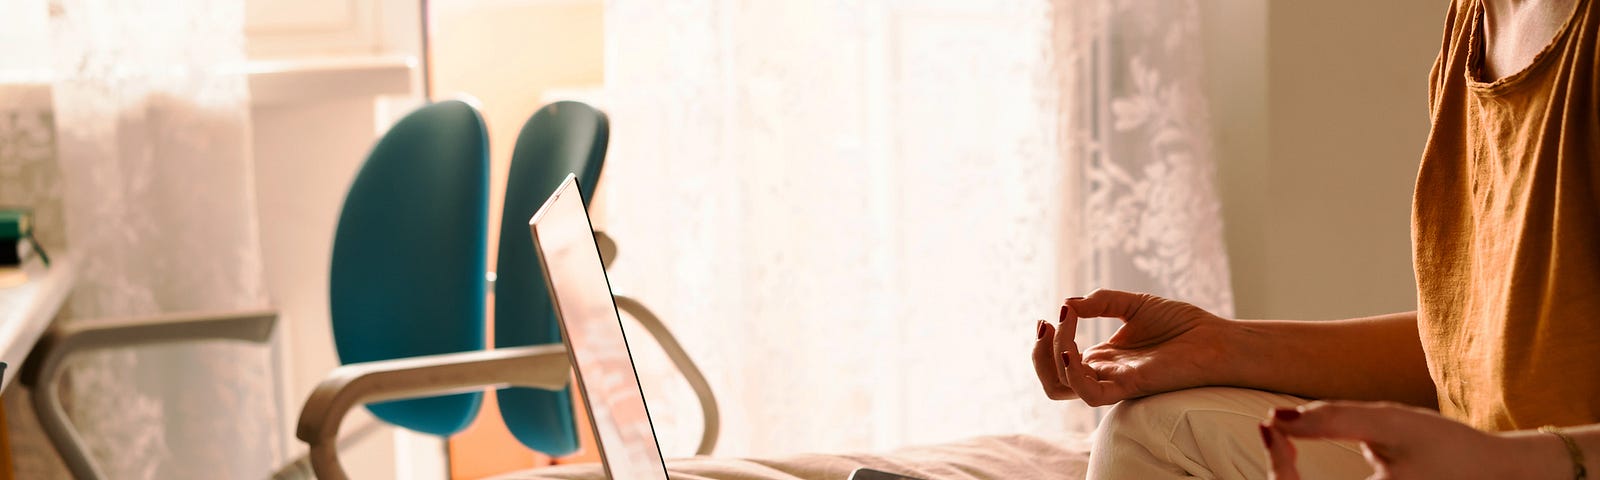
[244,0,444,477]
[1202,1,1444,320]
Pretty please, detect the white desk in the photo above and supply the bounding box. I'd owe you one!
[0,255,74,393]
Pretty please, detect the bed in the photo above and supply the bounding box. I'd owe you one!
[496,434,1091,480]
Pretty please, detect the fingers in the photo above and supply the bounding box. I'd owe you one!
[1031,320,1076,400]
[1064,289,1151,321]
[1265,401,1406,446]
[1061,346,1109,404]
[1054,305,1109,403]
[1052,305,1078,387]
[1266,402,1426,480]
[1261,423,1300,480]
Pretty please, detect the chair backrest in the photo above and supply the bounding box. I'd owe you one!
[494,101,608,455]
[329,99,490,436]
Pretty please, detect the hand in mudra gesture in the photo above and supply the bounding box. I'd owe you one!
[1031,289,1233,406]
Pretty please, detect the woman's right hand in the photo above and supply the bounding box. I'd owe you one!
[1031,289,1235,406]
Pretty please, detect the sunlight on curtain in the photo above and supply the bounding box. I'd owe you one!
[602,0,1230,458]
[38,0,279,477]
[1054,0,1235,344]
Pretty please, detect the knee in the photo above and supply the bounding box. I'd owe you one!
[1095,387,1275,448]
[1088,391,1204,478]
[1095,390,1192,446]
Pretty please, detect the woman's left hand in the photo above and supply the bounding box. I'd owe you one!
[1259,400,1570,480]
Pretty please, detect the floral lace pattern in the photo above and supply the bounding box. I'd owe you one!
[1053,0,1234,347]
[0,0,282,478]
[602,0,1229,458]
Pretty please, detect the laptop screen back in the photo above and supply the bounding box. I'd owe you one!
[529,175,669,479]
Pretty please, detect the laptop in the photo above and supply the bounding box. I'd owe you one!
[529,174,670,479]
[531,175,930,480]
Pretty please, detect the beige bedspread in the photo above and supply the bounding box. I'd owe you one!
[493,434,1089,480]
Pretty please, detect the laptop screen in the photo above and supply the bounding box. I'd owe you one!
[529,175,669,479]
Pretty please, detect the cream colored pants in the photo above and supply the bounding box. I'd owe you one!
[1088,387,1374,480]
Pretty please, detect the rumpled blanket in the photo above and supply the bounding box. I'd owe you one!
[492,434,1090,480]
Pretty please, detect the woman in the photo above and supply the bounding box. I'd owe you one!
[1033,0,1599,478]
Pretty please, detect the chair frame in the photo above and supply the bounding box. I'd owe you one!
[20,309,278,480]
[297,344,572,480]
[293,231,721,479]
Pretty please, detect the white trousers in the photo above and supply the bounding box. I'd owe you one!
[1087,387,1374,480]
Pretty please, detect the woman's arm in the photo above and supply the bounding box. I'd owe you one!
[1220,311,1438,408]
[1035,291,1437,408]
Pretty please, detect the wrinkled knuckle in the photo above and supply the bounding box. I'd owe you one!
[1081,288,1120,300]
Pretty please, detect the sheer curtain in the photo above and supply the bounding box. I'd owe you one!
[0,0,278,477]
[601,0,1229,458]
[1054,0,1235,341]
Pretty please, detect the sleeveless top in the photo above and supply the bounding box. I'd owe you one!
[1413,0,1600,431]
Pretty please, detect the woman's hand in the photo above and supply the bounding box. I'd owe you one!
[1030,289,1234,406]
[1260,401,1573,480]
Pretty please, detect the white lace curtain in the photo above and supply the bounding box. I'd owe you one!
[602,0,1230,458]
[1,0,279,477]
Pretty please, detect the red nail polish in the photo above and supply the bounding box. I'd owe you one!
[1258,424,1272,447]
[1274,409,1301,422]
[1058,305,1069,323]
[1036,320,1047,339]
[1060,351,1071,365]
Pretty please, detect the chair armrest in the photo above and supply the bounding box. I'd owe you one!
[295,344,571,480]
[615,295,720,456]
[595,232,719,455]
[19,309,277,480]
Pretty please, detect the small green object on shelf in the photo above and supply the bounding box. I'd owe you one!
[0,208,30,266]
[0,208,28,238]
[0,207,47,267]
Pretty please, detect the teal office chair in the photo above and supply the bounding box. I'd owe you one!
[327,99,489,436]
[493,101,607,455]
[296,101,719,479]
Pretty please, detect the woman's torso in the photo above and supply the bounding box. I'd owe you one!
[1413,0,1600,431]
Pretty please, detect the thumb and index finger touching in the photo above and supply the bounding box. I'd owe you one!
[1057,294,1127,403]
[1065,289,1151,323]
[1037,289,1149,403]
[1052,289,1146,365]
